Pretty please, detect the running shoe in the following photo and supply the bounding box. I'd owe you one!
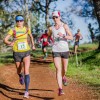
[19,73,24,85]
[23,91,29,98]
[62,77,68,86]
[58,88,64,96]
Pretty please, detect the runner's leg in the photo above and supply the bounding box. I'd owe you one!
[53,57,62,89]
[74,45,78,53]
[62,58,68,78]
[62,58,68,86]
[15,62,23,75]
[43,47,47,59]
[15,62,24,85]
[23,55,30,92]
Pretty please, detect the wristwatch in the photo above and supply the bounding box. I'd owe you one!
[63,34,65,38]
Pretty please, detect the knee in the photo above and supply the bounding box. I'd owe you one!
[56,68,61,73]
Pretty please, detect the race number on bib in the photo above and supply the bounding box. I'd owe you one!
[43,38,47,42]
[18,42,27,50]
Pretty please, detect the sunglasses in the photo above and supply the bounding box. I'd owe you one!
[52,16,58,19]
[16,20,24,22]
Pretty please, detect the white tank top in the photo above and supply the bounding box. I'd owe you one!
[51,23,69,52]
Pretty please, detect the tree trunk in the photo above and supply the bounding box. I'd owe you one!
[45,0,49,28]
[93,0,100,49]
[24,0,31,29]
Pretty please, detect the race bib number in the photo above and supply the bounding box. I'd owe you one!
[18,42,27,50]
[43,38,47,42]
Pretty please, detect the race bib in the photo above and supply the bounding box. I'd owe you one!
[43,38,47,42]
[18,42,27,50]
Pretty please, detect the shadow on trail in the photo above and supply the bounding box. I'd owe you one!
[0,83,54,100]
[31,58,53,64]
[30,94,54,100]
[29,88,53,92]
[89,84,100,92]
[0,83,23,100]
[0,91,23,100]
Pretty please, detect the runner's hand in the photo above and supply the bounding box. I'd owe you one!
[32,45,36,50]
[57,32,63,37]
[8,42,14,46]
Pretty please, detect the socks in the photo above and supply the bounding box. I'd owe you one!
[18,73,23,77]
[25,74,30,92]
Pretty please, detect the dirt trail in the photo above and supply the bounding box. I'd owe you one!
[0,57,99,100]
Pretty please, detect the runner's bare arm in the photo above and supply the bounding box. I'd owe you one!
[28,33,36,50]
[48,27,52,37]
[4,34,14,46]
[80,33,83,40]
[64,24,73,40]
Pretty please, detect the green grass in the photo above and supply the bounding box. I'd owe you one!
[0,47,52,64]
[31,48,43,58]
[31,47,52,58]
[68,50,100,85]
[50,49,100,86]
[0,44,100,86]
[70,43,98,51]
[0,52,14,65]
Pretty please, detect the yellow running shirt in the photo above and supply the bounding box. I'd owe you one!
[8,26,31,52]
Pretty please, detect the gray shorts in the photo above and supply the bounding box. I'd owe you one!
[52,51,69,59]
[13,51,30,62]
[42,45,48,50]
[74,41,79,46]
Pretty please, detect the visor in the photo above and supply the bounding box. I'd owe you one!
[15,16,24,21]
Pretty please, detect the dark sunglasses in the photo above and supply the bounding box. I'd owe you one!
[16,20,24,22]
[52,16,58,19]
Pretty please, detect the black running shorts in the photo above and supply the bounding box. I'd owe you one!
[13,51,30,62]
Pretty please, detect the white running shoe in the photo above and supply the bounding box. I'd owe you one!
[23,91,29,98]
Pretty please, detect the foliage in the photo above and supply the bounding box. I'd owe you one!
[0,52,13,64]
[0,0,60,52]
[50,43,100,85]
[68,50,100,85]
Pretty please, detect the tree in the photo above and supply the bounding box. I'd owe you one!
[71,0,100,48]
[92,0,100,49]
[88,23,95,43]
[1,0,61,30]
[30,0,58,27]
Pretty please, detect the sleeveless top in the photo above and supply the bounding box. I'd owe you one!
[8,27,31,52]
[51,23,69,52]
